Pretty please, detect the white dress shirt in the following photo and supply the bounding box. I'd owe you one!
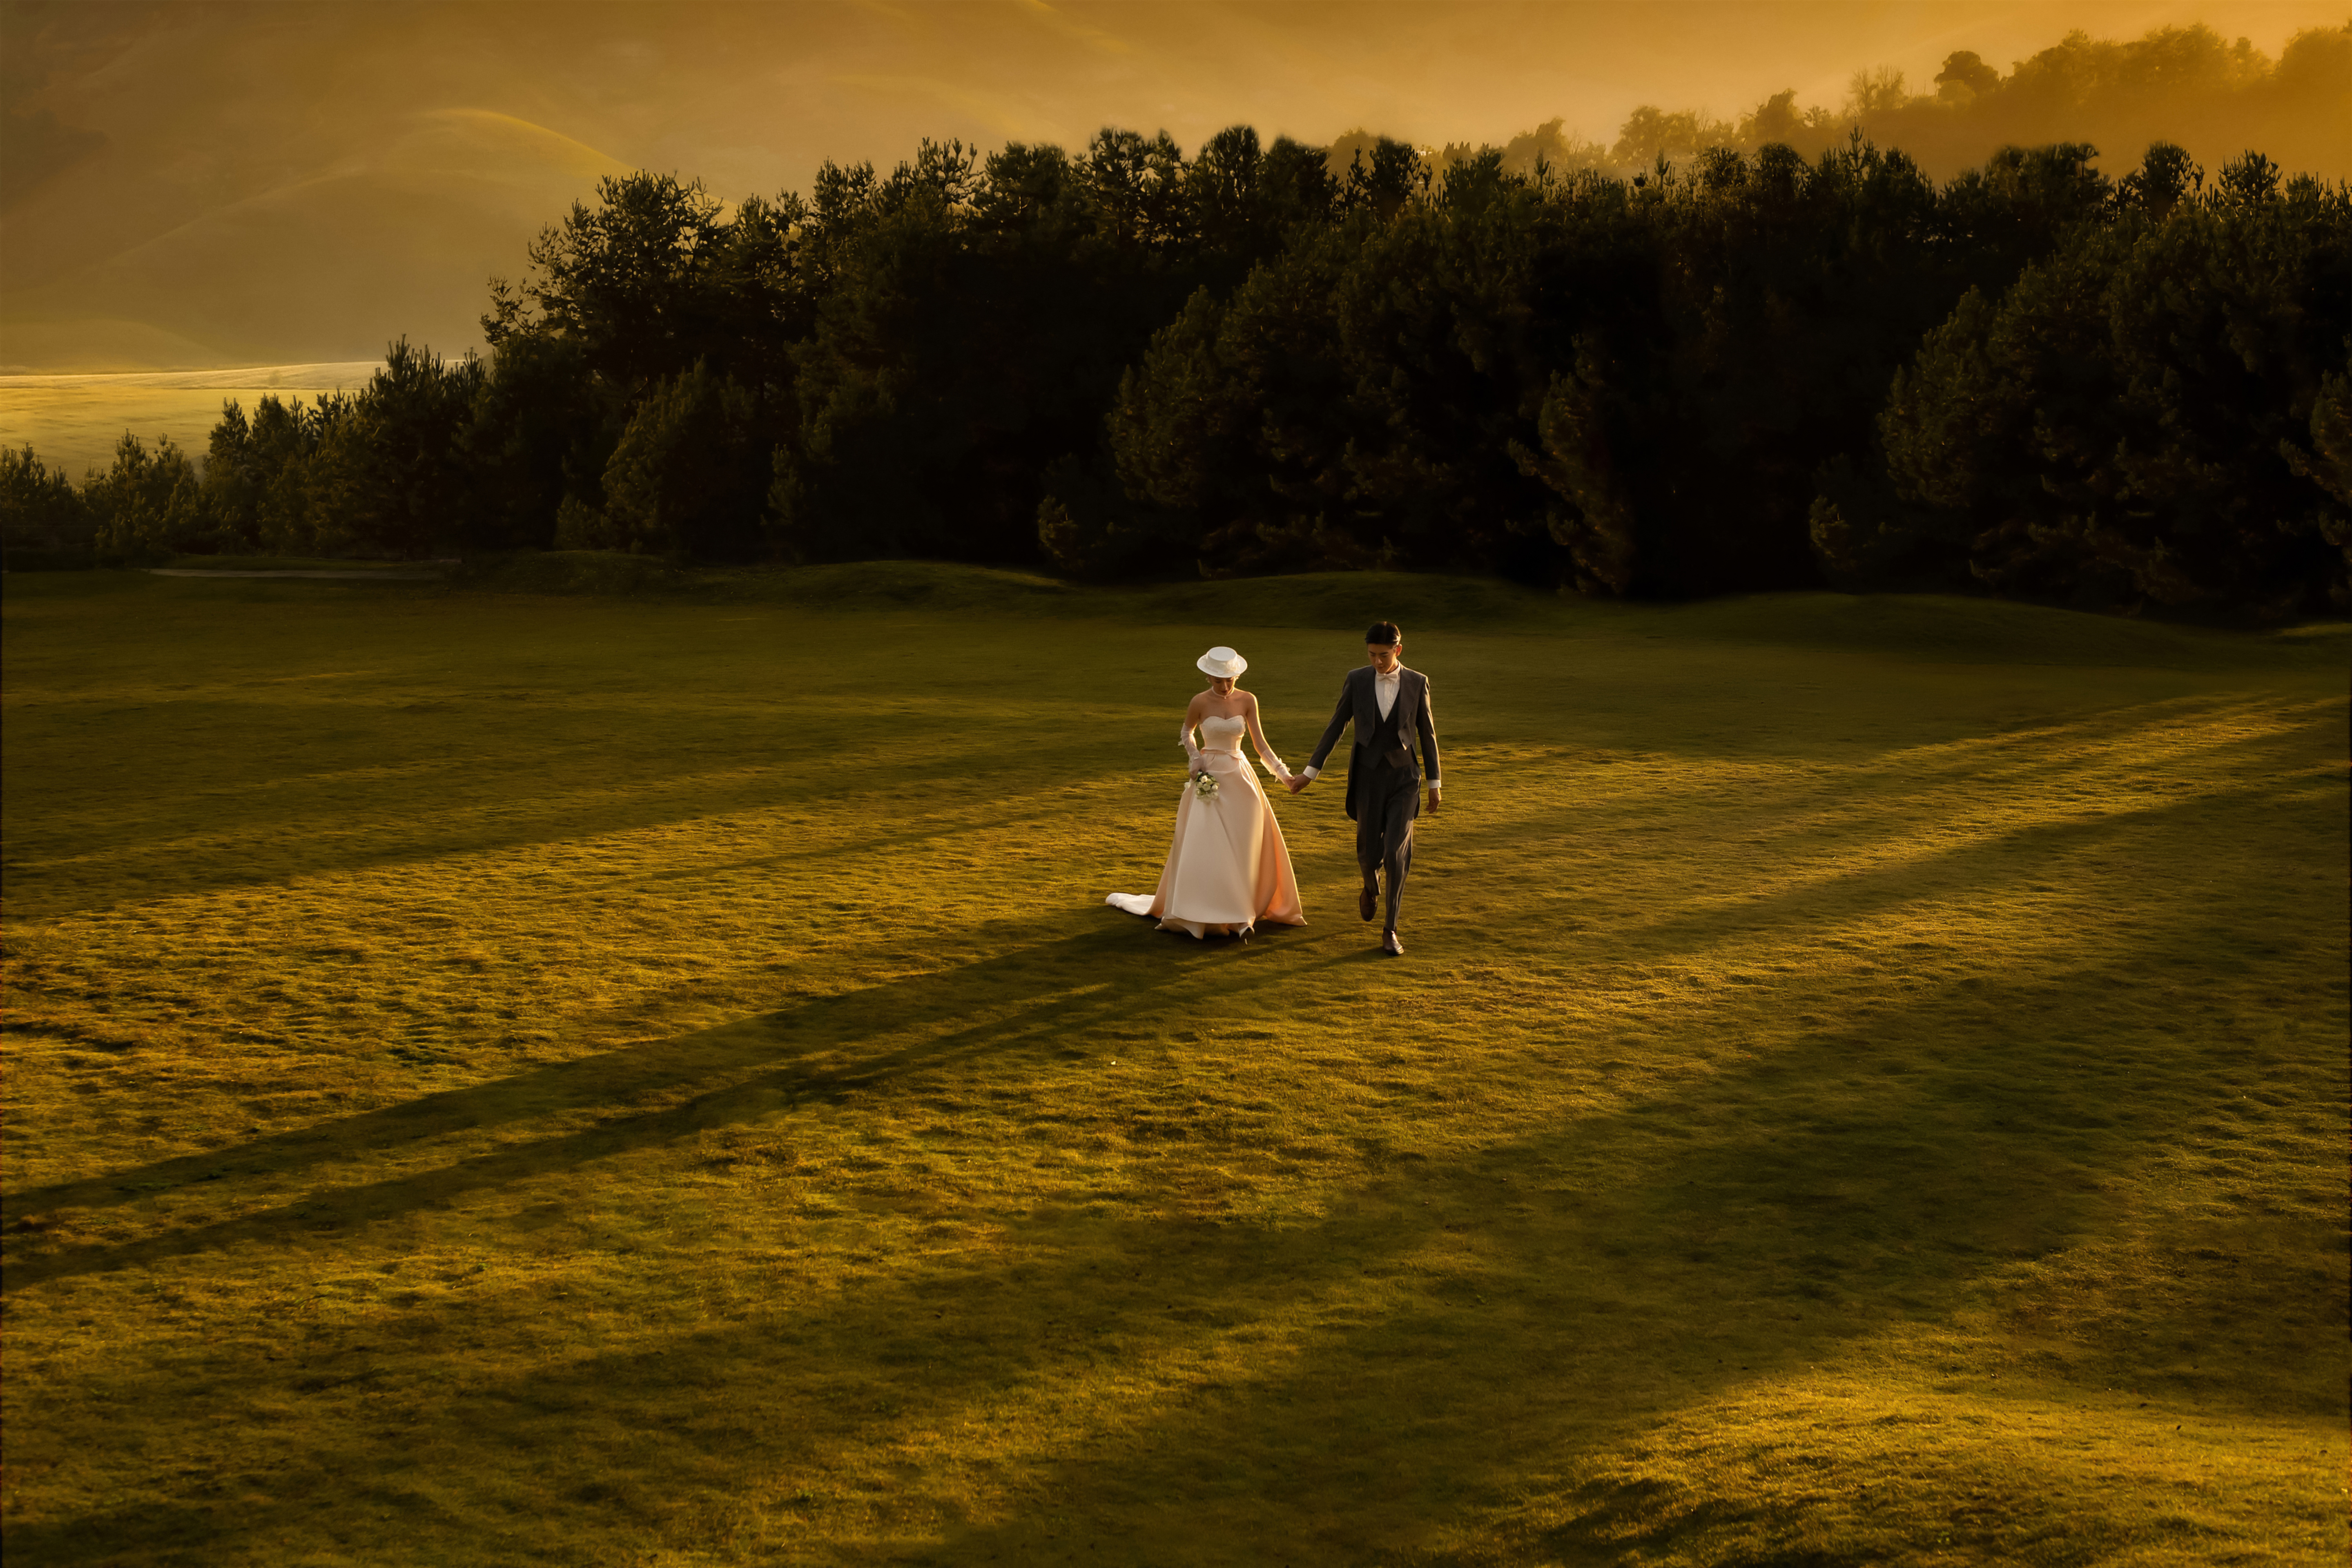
[1302,667,1439,787]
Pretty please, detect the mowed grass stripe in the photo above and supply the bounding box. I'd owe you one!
[1,567,2344,1566]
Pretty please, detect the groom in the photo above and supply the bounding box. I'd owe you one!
[1288,621,1441,956]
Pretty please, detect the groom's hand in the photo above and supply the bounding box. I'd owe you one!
[1286,775,1309,794]
[1427,786,1442,815]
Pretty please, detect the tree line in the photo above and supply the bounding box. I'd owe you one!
[1585,22,2348,182]
[5,112,2347,618]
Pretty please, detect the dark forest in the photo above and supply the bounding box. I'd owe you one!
[6,33,2348,620]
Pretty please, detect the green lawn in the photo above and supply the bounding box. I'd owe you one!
[2,563,2345,1566]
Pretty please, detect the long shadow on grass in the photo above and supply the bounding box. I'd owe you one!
[0,954,2189,1567]
[5,758,2300,1263]
[1413,761,2315,981]
[1601,776,2307,949]
[0,730,1107,921]
[0,917,1383,1286]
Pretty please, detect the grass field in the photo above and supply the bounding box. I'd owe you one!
[2,562,2345,1566]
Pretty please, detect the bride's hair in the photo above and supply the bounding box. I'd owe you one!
[1367,620,1401,644]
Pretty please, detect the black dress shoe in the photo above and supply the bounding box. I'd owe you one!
[1360,885,1379,921]
[1380,931,1405,956]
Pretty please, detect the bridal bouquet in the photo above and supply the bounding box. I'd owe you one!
[1190,770,1219,800]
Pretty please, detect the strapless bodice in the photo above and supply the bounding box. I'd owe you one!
[1197,714,1246,751]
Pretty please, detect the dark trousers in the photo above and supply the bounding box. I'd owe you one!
[1356,762,1419,935]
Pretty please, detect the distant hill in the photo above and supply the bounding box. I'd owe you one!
[0,318,231,376]
[2,2,2341,375]
[3,109,625,371]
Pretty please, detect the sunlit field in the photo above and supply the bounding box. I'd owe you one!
[2,562,2345,1566]
[0,365,380,477]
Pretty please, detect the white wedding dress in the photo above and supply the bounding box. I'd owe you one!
[1108,713,1307,939]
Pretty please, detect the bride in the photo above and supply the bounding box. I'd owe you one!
[1107,646,1307,939]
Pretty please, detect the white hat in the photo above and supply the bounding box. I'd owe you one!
[1197,645,1247,678]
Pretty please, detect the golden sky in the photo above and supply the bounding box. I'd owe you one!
[0,0,2342,371]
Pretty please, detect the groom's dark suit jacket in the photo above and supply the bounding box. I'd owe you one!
[1306,665,1441,823]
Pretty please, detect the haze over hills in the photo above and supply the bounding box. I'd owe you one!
[0,0,2345,374]
[4,110,627,371]
[0,363,384,479]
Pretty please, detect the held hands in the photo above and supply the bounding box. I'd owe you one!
[1267,771,1434,806]
[1271,774,1433,805]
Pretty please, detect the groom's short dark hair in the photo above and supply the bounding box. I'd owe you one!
[1366,621,1401,645]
